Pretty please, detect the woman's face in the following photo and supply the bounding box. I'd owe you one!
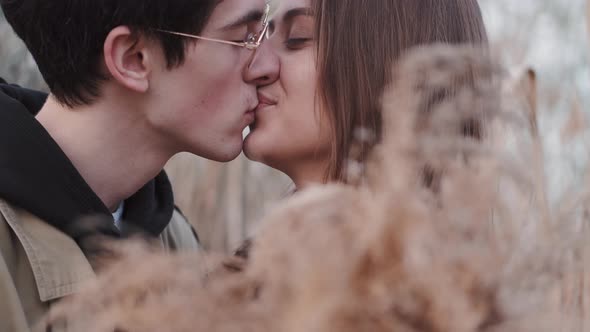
[244,0,331,184]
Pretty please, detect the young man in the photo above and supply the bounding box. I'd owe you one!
[0,0,268,330]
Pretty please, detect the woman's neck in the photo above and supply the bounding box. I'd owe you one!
[284,159,330,190]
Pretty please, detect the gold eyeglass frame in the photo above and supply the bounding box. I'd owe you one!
[154,3,270,50]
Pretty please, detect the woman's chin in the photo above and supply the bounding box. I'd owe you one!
[243,132,267,162]
[244,133,288,171]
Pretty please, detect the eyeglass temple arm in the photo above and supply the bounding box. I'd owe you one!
[153,29,248,47]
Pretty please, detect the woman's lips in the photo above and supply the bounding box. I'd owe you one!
[256,103,275,112]
[256,93,277,111]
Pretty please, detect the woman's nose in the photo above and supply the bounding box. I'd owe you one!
[244,39,280,87]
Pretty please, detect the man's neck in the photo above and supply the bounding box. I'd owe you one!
[36,95,174,211]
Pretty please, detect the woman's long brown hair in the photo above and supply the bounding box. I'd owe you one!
[314,0,488,181]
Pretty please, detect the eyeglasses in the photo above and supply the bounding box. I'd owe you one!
[154,4,270,51]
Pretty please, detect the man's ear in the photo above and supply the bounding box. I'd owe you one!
[103,26,153,93]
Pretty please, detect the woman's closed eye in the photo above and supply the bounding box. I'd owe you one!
[283,15,314,50]
[285,37,312,49]
[285,26,313,50]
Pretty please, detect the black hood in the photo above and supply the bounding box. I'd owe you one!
[0,82,175,242]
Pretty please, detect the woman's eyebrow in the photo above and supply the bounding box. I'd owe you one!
[221,9,264,31]
[282,7,314,23]
[268,7,314,34]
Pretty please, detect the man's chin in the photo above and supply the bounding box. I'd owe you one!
[213,146,244,162]
[189,139,244,163]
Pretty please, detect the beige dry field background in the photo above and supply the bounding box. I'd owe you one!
[0,1,588,253]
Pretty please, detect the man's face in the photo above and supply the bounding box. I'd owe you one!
[148,0,266,162]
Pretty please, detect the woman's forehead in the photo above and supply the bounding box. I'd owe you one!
[207,0,267,30]
[270,0,312,19]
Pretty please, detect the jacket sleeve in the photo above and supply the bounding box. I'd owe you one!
[0,241,31,332]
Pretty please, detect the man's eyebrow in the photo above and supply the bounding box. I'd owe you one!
[221,9,264,30]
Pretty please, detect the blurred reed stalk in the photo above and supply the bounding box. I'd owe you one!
[587,0,590,50]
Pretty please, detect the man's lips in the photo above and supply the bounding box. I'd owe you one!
[244,101,258,125]
[245,108,256,123]
[245,99,259,116]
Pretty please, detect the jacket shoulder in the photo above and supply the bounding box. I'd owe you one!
[0,245,30,332]
[0,204,37,332]
[0,203,19,271]
[159,208,200,252]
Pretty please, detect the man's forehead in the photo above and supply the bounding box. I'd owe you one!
[208,0,267,29]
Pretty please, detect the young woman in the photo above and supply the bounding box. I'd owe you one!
[244,0,488,189]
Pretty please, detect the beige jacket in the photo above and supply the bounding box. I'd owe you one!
[0,199,199,331]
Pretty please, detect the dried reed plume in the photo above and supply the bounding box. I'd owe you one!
[40,45,590,332]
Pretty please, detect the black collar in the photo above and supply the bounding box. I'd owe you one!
[0,84,174,243]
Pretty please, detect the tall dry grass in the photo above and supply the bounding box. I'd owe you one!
[39,45,590,332]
